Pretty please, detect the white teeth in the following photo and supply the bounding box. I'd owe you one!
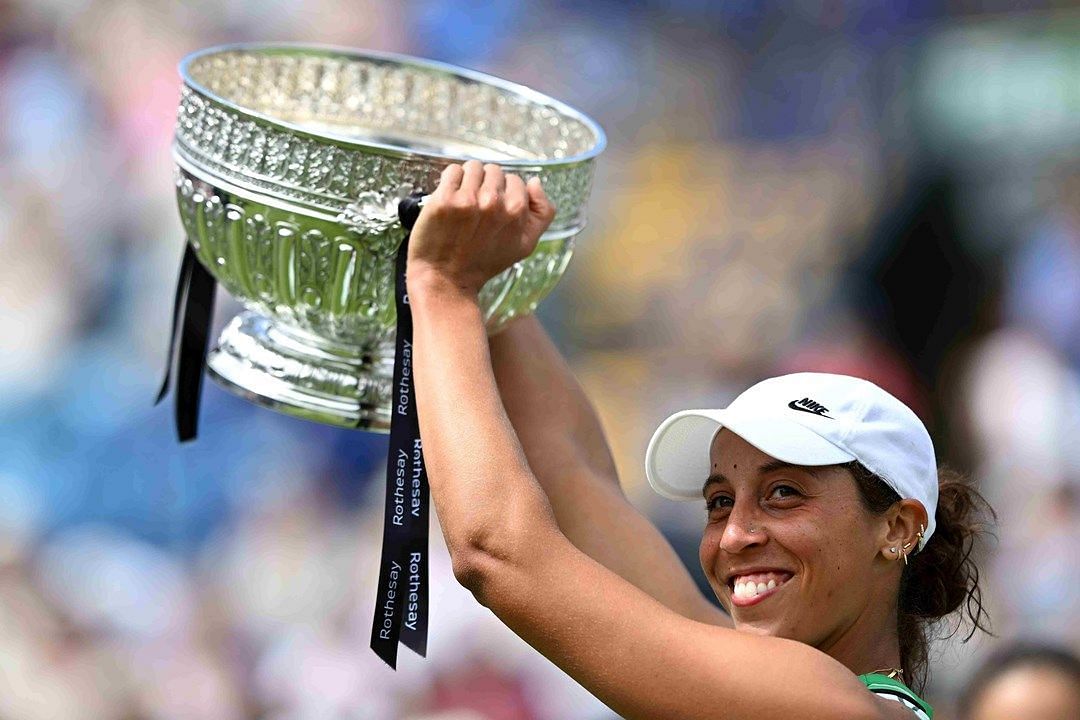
[731,574,788,600]
[734,581,763,599]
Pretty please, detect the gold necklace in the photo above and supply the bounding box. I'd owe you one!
[869,667,905,681]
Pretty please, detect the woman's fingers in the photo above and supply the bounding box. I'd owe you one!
[407,164,546,290]
[503,174,536,256]
[479,163,506,213]
[459,159,485,197]
[433,164,551,220]
[483,163,507,192]
[436,163,465,197]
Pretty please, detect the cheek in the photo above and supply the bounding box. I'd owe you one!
[809,536,840,603]
[796,508,874,595]
[772,518,841,590]
[698,527,722,580]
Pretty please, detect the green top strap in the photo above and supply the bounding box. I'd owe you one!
[858,673,934,718]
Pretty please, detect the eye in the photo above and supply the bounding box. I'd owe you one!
[767,484,802,502]
[705,493,734,514]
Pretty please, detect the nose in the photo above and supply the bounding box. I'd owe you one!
[718,500,767,555]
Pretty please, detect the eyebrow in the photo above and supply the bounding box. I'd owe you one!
[700,460,823,498]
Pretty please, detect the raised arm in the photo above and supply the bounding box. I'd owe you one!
[489,314,726,625]
[403,161,900,720]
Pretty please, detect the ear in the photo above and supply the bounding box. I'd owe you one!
[878,499,929,563]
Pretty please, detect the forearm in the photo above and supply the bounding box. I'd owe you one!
[490,314,619,484]
[488,314,629,554]
[489,315,728,626]
[408,271,557,571]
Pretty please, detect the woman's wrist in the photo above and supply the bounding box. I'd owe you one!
[406,265,481,306]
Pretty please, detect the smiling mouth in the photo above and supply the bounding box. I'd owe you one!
[727,572,793,607]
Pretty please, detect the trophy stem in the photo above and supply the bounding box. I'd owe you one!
[207,311,395,431]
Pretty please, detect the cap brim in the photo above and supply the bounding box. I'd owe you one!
[645,409,856,500]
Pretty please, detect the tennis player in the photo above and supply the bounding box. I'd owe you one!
[404,159,990,719]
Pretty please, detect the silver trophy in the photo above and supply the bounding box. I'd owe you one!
[172,44,605,431]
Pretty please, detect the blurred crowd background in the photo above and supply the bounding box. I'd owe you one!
[2,0,1079,718]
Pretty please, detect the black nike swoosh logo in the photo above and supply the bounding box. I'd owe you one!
[787,400,833,419]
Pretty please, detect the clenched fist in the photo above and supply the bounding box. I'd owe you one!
[405,159,557,297]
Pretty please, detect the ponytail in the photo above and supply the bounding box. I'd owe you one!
[850,462,995,693]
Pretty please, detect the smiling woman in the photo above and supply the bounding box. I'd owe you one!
[652,374,993,711]
[697,436,986,697]
[403,160,992,720]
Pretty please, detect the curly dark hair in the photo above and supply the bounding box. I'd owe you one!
[847,461,995,693]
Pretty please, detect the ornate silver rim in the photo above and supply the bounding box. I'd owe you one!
[178,42,607,167]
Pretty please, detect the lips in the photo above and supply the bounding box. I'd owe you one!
[726,570,794,608]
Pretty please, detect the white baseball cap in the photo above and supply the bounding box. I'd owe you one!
[645,372,938,548]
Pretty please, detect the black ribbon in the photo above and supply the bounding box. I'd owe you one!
[156,243,217,442]
[370,193,429,668]
[159,198,431,667]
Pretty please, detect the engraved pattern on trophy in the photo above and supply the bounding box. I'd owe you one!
[177,168,400,341]
[172,44,604,430]
[174,58,596,230]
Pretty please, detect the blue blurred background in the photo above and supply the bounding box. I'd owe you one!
[1,0,1079,717]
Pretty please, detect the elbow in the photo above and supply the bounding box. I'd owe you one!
[449,528,524,608]
[446,480,559,600]
[450,546,500,601]
[448,519,520,598]
[449,511,556,604]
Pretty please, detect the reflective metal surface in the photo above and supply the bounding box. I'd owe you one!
[173,44,604,430]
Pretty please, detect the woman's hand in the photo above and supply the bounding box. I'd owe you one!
[405,159,556,297]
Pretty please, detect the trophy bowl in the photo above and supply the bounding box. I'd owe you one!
[172,43,605,432]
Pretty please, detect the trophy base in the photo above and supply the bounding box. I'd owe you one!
[207,311,395,432]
